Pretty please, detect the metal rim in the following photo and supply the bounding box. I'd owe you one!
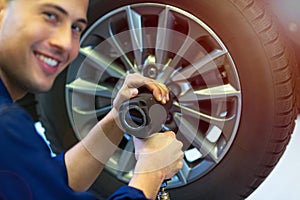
[65,3,242,188]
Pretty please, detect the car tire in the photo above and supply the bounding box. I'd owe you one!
[36,0,297,199]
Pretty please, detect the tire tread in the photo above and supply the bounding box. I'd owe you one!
[231,0,297,198]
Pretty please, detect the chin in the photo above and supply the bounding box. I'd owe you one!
[31,79,54,93]
[39,84,53,92]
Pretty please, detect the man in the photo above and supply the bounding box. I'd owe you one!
[0,0,184,199]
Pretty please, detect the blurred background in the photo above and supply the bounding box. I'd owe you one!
[247,115,300,199]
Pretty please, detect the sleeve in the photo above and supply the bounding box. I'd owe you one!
[0,105,98,200]
[107,186,149,200]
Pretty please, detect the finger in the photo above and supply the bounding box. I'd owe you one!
[113,87,138,109]
[164,131,176,138]
[125,73,170,103]
[177,159,183,169]
[125,73,151,89]
[158,83,170,103]
[152,83,169,104]
[129,88,139,98]
[165,159,183,179]
[156,84,169,104]
[143,81,169,104]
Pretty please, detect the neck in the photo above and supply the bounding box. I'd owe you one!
[7,85,27,101]
[0,73,27,101]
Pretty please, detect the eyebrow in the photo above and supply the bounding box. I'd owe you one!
[43,4,88,25]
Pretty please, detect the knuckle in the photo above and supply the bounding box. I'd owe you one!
[178,161,183,168]
[168,131,176,137]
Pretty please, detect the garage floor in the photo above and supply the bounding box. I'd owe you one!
[247,115,300,200]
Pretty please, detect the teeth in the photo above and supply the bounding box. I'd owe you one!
[37,54,59,67]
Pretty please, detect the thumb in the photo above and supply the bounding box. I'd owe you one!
[113,88,139,110]
[129,88,139,98]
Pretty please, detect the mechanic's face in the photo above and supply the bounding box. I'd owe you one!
[0,0,88,99]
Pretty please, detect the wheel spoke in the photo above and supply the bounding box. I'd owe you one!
[69,105,112,139]
[72,105,112,117]
[174,113,218,161]
[155,6,174,65]
[88,19,114,40]
[178,84,241,102]
[108,28,136,71]
[173,101,235,128]
[66,78,114,98]
[126,6,144,67]
[159,36,198,83]
[126,7,143,51]
[176,161,190,184]
[158,16,211,82]
[171,49,227,82]
[79,47,127,78]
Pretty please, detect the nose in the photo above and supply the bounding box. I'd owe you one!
[49,24,73,53]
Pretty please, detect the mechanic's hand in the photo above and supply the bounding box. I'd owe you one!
[113,73,170,110]
[133,131,184,179]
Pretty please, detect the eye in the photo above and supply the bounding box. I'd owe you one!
[72,23,86,36]
[72,24,82,33]
[43,12,58,21]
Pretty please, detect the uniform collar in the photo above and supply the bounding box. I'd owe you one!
[0,79,13,104]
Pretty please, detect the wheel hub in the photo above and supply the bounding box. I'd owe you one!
[143,63,159,79]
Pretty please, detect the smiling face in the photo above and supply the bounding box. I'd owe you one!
[0,0,88,100]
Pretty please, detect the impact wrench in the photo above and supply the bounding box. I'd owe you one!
[118,87,173,200]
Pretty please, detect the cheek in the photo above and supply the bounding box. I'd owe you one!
[70,42,80,61]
